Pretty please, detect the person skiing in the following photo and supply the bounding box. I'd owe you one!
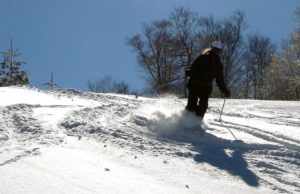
[185,40,230,118]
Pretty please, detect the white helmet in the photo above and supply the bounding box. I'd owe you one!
[211,41,222,50]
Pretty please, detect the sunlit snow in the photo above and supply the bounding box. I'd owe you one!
[0,86,299,194]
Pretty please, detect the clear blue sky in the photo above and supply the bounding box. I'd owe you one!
[0,0,298,92]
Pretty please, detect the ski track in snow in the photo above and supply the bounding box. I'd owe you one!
[207,100,300,194]
[0,86,300,194]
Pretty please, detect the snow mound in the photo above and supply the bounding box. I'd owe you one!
[0,104,44,147]
[133,97,206,147]
[136,96,201,132]
[148,110,204,138]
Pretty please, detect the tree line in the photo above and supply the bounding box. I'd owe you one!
[127,7,300,100]
[1,7,299,100]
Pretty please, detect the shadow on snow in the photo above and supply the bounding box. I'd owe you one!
[193,140,259,187]
[146,110,260,187]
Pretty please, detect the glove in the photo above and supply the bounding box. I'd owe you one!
[223,89,231,98]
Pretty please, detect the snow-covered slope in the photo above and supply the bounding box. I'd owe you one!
[0,86,299,194]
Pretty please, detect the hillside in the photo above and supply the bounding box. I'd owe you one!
[0,86,299,194]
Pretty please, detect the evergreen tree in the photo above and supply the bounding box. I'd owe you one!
[0,40,29,86]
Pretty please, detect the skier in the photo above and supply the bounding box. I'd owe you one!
[185,41,230,119]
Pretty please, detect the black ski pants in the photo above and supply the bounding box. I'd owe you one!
[186,85,211,118]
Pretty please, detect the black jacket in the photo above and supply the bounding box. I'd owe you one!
[187,49,228,94]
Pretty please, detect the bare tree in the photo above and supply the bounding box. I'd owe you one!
[221,10,247,90]
[265,54,291,99]
[88,75,113,93]
[87,75,130,94]
[197,15,223,47]
[113,81,130,94]
[244,33,276,99]
[294,6,300,44]
[264,6,300,100]
[197,10,247,96]
[268,42,300,100]
[169,7,201,96]
[128,20,182,94]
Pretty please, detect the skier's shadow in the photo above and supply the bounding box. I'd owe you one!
[192,134,260,187]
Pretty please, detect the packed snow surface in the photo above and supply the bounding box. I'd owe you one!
[0,86,299,194]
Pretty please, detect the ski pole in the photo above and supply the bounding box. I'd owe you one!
[218,97,239,141]
[218,97,226,121]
